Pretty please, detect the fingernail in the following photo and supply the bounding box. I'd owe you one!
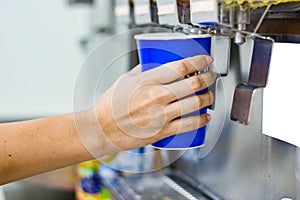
[206,114,212,121]
[205,56,213,66]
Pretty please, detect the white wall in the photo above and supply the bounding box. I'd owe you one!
[0,0,90,121]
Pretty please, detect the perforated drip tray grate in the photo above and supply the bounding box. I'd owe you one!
[103,170,218,200]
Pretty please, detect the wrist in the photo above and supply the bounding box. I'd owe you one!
[73,108,119,159]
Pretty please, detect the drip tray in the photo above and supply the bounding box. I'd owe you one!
[103,171,213,200]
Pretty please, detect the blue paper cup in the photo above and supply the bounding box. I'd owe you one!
[135,32,211,149]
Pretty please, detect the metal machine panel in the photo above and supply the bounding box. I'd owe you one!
[171,39,298,199]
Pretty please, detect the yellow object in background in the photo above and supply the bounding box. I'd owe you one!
[220,0,300,8]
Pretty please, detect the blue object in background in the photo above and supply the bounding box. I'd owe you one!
[135,33,211,149]
[80,173,102,194]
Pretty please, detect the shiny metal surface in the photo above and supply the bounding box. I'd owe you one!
[176,0,191,24]
[210,36,230,76]
[233,7,250,45]
[171,39,298,199]
[247,38,273,88]
[111,1,300,199]
[231,38,273,124]
[103,172,212,200]
[150,0,159,24]
[230,83,255,125]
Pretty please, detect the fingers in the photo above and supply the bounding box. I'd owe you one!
[128,65,141,76]
[140,55,213,84]
[165,71,217,102]
[163,114,211,137]
[166,91,214,120]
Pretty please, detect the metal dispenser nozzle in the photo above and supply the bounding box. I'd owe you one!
[150,0,159,23]
[232,6,250,45]
[129,0,136,27]
[176,0,191,24]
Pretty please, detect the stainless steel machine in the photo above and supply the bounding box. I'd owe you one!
[73,0,300,199]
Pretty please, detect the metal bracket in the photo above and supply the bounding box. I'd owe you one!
[230,37,273,125]
[210,36,231,76]
[209,36,231,110]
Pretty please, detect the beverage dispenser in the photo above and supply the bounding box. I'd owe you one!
[75,0,300,199]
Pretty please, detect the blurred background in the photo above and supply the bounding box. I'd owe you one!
[1,1,134,199]
[0,0,90,122]
[0,0,90,199]
[1,0,300,199]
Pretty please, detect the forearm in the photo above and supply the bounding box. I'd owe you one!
[0,110,112,185]
[0,55,215,185]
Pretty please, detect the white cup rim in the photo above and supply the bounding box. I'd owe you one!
[134,32,211,40]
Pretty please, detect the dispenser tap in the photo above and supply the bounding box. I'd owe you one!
[231,37,273,125]
[150,0,159,24]
[176,0,191,24]
[232,6,250,45]
[129,0,136,27]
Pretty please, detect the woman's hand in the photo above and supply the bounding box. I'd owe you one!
[95,55,216,151]
[0,55,216,185]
